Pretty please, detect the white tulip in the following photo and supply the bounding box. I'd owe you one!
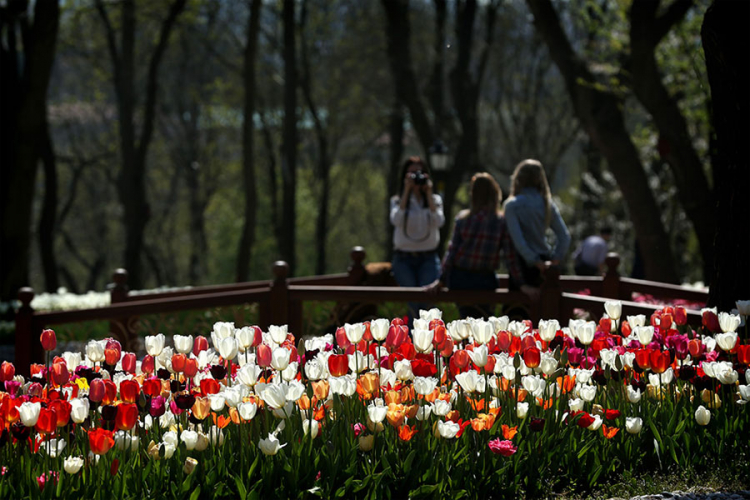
[19,401,41,427]
[394,360,414,381]
[413,328,434,353]
[344,323,366,344]
[270,347,291,371]
[625,417,643,434]
[636,326,655,346]
[433,399,452,417]
[715,332,738,351]
[258,433,286,455]
[718,312,741,333]
[208,427,225,446]
[455,371,479,393]
[261,383,288,409]
[574,322,596,346]
[508,321,527,337]
[370,318,390,342]
[237,364,261,386]
[419,308,442,322]
[579,384,597,402]
[472,320,494,345]
[145,334,166,357]
[413,377,437,396]
[516,402,529,419]
[587,415,603,431]
[181,430,199,450]
[70,398,90,424]
[266,325,287,345]
[628,386,642,404]
[627,315,646,328]
[735,300,750,316]
[41,438,66,458]
[538,319,560,342]
[416,404,433,421]
[568,398,584,412]
[86,340,106,363]
[238,402,258,421]
[218,337,239,361]
[64,456,84,474]
[604,301,622,321]
[695,405,711,426]
[437,420,460,439]
[173,335,193,354]
[469,344,488,368]
[368,403,387,423]
[209,395,226,412]
[489,315,510,334]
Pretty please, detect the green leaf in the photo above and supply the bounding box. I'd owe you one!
[410,484,438,497]
[235,475,248,500]
[189,486,203,500]
[403,450,417,475]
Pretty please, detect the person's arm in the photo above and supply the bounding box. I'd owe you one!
[504,199,539,266]
[389,196,405,226]
[428,191,446,228]
[549,203,571,263]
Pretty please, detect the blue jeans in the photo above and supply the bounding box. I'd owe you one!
[392,250,440,325]
[447,268,498,319]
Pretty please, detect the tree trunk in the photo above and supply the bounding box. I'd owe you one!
[526,0,679,283]
[0,0,60,301]
[628,0,715,282]
[236,0,262,282]
[701,0,750,310]
[96,0,186,289]
[38,123,60,292]
[386,102,405,262]
[280,0,298,274]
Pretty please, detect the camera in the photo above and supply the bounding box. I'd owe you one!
[409,170,428,186]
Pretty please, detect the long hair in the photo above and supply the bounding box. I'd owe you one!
[464,172,502,217]
[509,159,552,227]
[396,156,431,208]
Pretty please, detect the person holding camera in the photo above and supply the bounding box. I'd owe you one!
[390,156,445,325]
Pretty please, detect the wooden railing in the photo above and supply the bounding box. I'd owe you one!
[12,248,708,375]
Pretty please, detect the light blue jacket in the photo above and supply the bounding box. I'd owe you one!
[503,187,570,266]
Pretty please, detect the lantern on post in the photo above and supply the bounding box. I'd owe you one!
[428,139,449,194]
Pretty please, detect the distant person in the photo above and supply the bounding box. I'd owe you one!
[503,159,571,295]
[426,173,525,319]
[573,227,613,276]
[390,156,445,325]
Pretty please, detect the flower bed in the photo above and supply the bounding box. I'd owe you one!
[0,302,748,498]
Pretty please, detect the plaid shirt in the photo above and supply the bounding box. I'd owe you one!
[440,210,524,286]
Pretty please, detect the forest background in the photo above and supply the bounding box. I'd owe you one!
[1,0,748,313]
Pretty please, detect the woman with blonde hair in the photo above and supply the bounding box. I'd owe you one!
[503,159,570,293]
[426,172,524,319]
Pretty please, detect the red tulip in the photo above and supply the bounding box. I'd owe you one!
[635,349,651,370]
[40,329,57,351]
[88,428,115,455]
[50,361,69,386]
[142,378,162,398]
[335,327,351,350]
[650,312,661,328]
[660,314,673,331]
[184,358,199,378]
[702,310,720,333]
[115,403,138,431]
[0,362,15,382]
[141,355,155,375]
[411,359,437,377]
[674,307,687,326]
[497,331,512,352]
[737,344,750,365]
[485,355,496,373]
[172,354,187,373]
[688,339,705,359]
[599,317,612,334]
[119,379,139,404]
[328,354,349,377]
[104,348,120,366]
[89,379,106,403]
[48,400,71,427]
[439,338,455,358]
[385,325,408,349]
[256,344,272,368]
[121,353,136,374]
[453,350,470,369]
[199,378,220,396]
[621,321,632,337]
[433,325,447,349]
[523,347,541,369]
[193,336,210,356]
[650,350,671,374]
[576,412,595,428]
[35,408,57,434]
[101,380,117,405]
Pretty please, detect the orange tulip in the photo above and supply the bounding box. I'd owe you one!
[200,378,221,396]
[88,428,115,455]
[50,361,69,387]
[192,397,211,420]
[398,424,418,441]
[115,404,138,431]
[171,354,187,373]
[635,349,651,370]
[386,404,405,428]
[602,424,619,439]
[48,400,71,427]
[405,404,418,420]
[523,347,541,369]
[358,373,379,397]
[384,390,401,406]
[502,424,518,440]
[468,397,486,412]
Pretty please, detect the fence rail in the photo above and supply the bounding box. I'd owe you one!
[11,247,708,376]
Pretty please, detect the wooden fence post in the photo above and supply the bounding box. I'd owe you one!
[108,269,137,351]
[14,287,37,377]
[269,261,290,330]
[539,265,562,323]
[602,253,621,299]
[347,246,366,285]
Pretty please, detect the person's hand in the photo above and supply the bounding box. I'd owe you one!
[423,177,433,194]
[424,279,443,294]
[534,260,546,272]
[403,175,415,194]
[520,284,540,301]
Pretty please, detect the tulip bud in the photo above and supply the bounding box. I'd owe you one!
[358,434,375,451]
[183,457,198,475]
[193,336,209,356]
[89,379,105,403]
[64,456,84,474]
[40,329,57,351]
[694,405,711,426]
